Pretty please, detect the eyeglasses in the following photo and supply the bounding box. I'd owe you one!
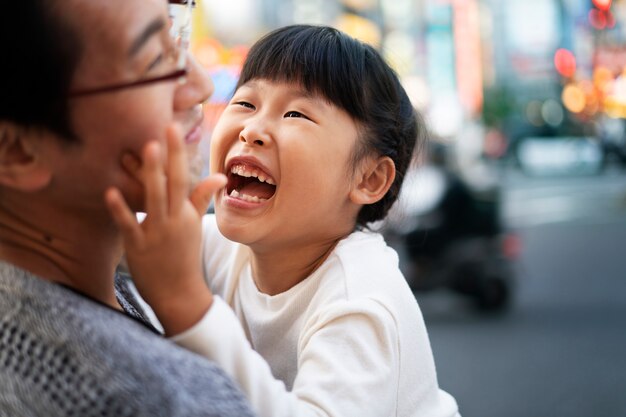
[69,0,195,97]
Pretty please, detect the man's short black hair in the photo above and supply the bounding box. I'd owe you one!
[1,1,81,141]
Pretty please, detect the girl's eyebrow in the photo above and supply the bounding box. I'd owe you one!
[286,89,316,101]
[242,80,317,101]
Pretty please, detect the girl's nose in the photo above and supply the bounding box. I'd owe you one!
[239,134,265,146]
[239,121,272,147]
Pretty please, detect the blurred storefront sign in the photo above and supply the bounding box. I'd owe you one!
[593,46,626,73]
[453,0,483,117]
[425,1,463,138]
[293,0,340,25]
[201,0,263,44]
[335,13,381,47]
[342,0,376,10]
[506,0,559,55]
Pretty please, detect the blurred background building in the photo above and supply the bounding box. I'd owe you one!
[193,0,626,173]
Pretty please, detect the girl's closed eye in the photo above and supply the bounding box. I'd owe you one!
[235,101,256,110]
[284,111,303,118]
[284,111,312,121]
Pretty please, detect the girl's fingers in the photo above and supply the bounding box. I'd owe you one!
[143,141,167,222]
[190,173,227,215]
[166,125,189,215]
[105,187,143,247]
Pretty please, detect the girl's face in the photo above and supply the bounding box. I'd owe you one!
[210,79,363,251]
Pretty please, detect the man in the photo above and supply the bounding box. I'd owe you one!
[0,1,255,416]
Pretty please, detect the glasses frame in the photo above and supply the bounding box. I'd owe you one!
[68,0,195,97]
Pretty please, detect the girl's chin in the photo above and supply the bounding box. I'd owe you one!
[216,222,252,245]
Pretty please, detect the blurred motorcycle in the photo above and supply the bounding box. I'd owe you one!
[383,144,520,311]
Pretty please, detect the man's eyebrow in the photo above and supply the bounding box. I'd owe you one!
[129,17,166,57]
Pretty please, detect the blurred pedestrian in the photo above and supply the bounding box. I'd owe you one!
[0,1,254,416]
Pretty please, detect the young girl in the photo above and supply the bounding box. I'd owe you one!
[108,24,460,417]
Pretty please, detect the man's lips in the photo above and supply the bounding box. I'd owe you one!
[183,106,204,145]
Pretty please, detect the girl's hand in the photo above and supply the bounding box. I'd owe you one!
[105,125,226,336]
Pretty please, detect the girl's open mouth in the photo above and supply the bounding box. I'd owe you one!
[225,163,277,203]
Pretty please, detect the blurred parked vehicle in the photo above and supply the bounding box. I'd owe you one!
[383,144,521,311]
[597,115,626,169]
[516,136,604,176]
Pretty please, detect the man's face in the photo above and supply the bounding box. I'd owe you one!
[45,0,212,214]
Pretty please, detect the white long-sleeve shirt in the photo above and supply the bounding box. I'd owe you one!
[172,215,460,417]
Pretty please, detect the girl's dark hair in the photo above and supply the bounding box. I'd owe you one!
[237,25,423,227]
[0,1,81,141]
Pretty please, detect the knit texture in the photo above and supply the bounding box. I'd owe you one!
[0,261,255,417]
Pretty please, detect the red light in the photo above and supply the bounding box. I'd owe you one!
[589,8,607,29]
[606,10,616,27]
[554,48,577,78]
[502,234,522,261]
[592,0,612,12]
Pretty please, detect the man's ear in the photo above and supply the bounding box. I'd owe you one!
[0,122,52,191]
[349,156,396,205]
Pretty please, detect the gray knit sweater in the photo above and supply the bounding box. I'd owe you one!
[0,261,255,417]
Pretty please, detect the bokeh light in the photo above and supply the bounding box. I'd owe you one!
[562,83,587,113]
[592,0,612,12]
[554,48,576,78]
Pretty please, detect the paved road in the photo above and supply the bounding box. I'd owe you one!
[502,167,626,228]
[415,168,626,417]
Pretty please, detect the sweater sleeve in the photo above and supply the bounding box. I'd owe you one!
[171,297,401,417]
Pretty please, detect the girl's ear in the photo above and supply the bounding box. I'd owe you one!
[0,122,53,191]
[349,156,395,205]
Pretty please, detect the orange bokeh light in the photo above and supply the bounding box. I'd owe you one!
[562,84,587,113]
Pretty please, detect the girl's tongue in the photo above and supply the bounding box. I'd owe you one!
[237,180,276,200]
[227,173,277,200]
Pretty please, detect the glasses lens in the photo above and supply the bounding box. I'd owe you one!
[169,1,194,69]
[169,1,193,49]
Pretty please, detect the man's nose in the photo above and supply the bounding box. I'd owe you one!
[174,53,214,110]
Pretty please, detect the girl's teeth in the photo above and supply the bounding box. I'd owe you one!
[228,189,267,203]
[229,164,275,184]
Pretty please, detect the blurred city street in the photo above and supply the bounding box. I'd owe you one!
[417,165,626,417]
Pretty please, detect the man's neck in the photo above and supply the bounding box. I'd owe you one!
[0,199,123,308]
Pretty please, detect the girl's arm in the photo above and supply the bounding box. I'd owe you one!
[172,297,405,417]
